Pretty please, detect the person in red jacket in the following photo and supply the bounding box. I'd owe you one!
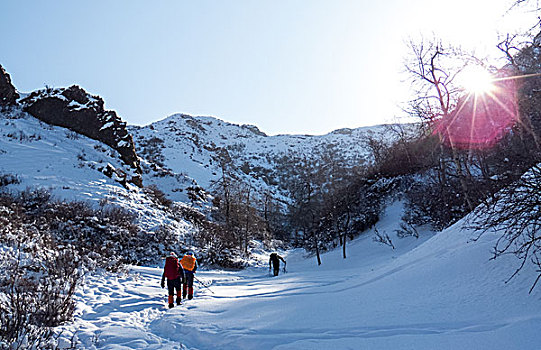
[180,251,198,300]
[161,252,185,308]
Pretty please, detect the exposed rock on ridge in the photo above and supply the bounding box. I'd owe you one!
[0,64,19,107]
[21,85,142,186]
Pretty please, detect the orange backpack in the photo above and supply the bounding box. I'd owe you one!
[180,255,196,271]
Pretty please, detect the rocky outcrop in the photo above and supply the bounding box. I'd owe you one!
[21,85,142,186]
[0,64,19,107]
[241,124,267,137]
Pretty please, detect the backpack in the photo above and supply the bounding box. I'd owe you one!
[180,255,196,271]
[164,256,180,280]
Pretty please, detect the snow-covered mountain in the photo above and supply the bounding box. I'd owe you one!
[0,105,401,245]
[1,64,410,215]
[130,113,405,204]
[0,107,398,217]
[0,108,188,233]
[0,62,412,252]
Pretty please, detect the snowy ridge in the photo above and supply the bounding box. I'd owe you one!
[0,109,188,233]
[130,113,408,202]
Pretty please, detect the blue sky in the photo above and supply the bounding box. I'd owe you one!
[0,0,534,135]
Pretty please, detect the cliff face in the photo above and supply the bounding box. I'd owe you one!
[20,85,142,186]
[0,64,19,107]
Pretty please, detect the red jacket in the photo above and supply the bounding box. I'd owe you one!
[163,256,181,280]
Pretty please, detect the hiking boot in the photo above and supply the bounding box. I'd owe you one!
[168,303,174,309]
[188,294,193,300]
[176,297,182,305]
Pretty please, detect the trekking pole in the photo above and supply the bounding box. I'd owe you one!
[194,275,215,294]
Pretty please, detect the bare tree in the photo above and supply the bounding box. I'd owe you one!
[333,183,358,259]
[511,0,541,12]
[287,154,325,265]
[405,37,480,213]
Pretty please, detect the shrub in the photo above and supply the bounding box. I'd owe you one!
[144,184,172,208]
[0,173,20,187]
[0,228,81,349]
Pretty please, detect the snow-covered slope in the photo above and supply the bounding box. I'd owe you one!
[0,109,187,232]
[0,106,408,209]
[64,201,541,349]
[130,114,406,203]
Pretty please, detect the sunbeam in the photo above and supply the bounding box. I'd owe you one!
[434,70,520,149]
[458,65,495,95]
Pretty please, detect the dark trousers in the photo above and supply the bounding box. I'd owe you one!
[272,261,280,276]
[167,278,182,305]
[183,271,194,298]
[167,277,182,296]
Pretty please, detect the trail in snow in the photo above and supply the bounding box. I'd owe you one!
[67,202,541,350]
[69,267,182,349]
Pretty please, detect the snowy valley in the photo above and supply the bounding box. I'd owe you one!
[1,54,541,350]
[58,202,541,349]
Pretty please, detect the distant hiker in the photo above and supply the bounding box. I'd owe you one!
[180,251,198,300]
[269,253,286,276]
[161,252,185,308]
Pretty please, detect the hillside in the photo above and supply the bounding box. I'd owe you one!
[0,108,188,234]
[130,113,408,203]
[0,62,410,263]
[0,101,405,254]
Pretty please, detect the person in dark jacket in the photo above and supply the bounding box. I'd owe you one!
[269,253,286,276]
[161,252,185,308]
[180,251,198,300]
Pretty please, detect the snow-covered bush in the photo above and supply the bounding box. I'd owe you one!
[143,184,173,208]
[0,185,193,347]
[171,205,248,268]
[0,250,80,348]
[0,193,81,349]
[194,222,247,269]
[138,136,166,167]
[0,173,19,187]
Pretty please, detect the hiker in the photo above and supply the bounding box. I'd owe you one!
[180,251,198,300]
[161,252,185,308]
[269,252,286,276]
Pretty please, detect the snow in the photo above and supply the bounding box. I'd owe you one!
[2,110,540,349]
[0,112,189,233]
[63,201,541,349]
[68,100,85,110]
[100,122,114,130]
[129,114,413,203]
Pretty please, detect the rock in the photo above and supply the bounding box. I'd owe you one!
[21,85,143,186]
[0,64,19,107]
[99,163,143,188]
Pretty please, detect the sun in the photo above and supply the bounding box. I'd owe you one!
[458,65,495,95]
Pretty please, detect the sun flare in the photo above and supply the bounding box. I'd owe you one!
[458,65,495,95]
